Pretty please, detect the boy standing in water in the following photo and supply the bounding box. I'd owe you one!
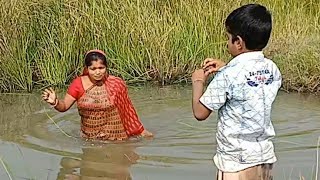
[191,4,282,179]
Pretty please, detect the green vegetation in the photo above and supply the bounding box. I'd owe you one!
[0,0,319,93]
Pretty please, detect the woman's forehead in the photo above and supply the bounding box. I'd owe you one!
[89,59,106,67]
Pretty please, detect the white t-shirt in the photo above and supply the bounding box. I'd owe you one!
[200,51,282,172]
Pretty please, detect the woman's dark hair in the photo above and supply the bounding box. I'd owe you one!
[84,52,108,67]
[225,4,272,50]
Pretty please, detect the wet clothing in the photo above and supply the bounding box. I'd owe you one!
[67,75,144,140]
[200,52,281,172]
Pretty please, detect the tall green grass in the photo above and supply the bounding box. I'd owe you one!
[0,0,319,92]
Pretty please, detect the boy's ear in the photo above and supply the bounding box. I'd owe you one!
[235,35,245,50]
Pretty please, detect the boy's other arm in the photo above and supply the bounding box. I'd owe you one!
[192,69,212,121]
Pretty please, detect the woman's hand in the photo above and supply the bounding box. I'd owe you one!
[42,87,57,105]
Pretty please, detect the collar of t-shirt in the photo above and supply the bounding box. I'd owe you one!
[227,51,264,67]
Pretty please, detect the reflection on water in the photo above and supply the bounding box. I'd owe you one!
[0,94,39,141]
[0,86,319,180]
[58,143,139,180]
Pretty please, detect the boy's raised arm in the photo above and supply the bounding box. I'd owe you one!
[192,69,212,121]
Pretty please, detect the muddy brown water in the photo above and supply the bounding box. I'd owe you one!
[0,86,319,180]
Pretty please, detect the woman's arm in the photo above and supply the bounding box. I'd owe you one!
[52,93,76,112]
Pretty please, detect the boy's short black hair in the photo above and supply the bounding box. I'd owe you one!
[225,4,272,50]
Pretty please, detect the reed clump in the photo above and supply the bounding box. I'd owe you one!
[0,0,319,93]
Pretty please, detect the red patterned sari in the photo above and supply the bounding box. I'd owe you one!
[67,75,144,141]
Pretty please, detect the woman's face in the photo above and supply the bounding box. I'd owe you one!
[87,59,107,81]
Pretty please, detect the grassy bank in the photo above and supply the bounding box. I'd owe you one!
[0,0,319,93]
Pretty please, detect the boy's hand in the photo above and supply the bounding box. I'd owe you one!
[202,58,226,74]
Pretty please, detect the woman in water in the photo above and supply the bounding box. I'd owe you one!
[42,49,152,141]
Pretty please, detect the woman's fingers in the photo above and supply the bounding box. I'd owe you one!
[49,87,55,94]
[42,90,49,99]
[42,88,55,101]
[43,88,56,97]
[44,89,52,94]
[42,94,50,102]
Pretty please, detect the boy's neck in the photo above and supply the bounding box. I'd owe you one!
[233,49,261,58]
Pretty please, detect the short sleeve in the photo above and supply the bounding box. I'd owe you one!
[273,64,282,89]
[200,71,230,110]
[67,77,84,100]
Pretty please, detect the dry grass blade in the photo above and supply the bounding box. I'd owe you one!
[316,136,320,180]
[0,156,13,180]
[44,109,77,139]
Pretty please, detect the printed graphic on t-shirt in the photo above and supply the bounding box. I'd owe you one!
[246,69,274,87]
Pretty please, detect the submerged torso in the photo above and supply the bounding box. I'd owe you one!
[77,84,128,141]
